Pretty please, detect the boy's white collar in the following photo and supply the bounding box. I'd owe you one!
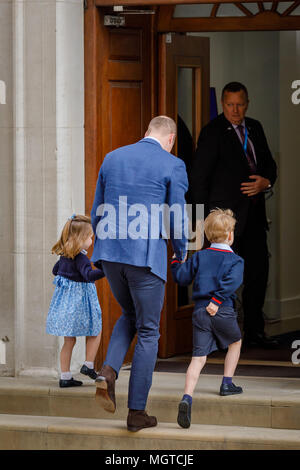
[210,242,233,252]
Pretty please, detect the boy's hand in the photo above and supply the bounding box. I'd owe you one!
[172,253,187,263]
[206,302,219,316]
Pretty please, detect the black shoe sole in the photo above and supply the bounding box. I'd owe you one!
[177,401,191,429]
[59,381,83,388]
[220,389,243,396]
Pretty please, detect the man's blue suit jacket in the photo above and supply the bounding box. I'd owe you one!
[91,138,189,281]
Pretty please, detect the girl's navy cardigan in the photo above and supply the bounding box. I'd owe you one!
[171,247,244,308]
[52,252,105,283]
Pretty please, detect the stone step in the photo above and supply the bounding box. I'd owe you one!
[0,372,300,430]
[1,413,300,450]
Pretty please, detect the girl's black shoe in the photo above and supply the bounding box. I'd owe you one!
[80,364,98,380]
[59,378,83,388]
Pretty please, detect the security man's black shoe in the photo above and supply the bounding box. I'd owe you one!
[243,333,280,349]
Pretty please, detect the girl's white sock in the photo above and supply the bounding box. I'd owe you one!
[61,371,72,380]
[84,361,94,370]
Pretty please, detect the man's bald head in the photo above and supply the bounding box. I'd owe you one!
[146,116,177,137]
[145,116,177,153]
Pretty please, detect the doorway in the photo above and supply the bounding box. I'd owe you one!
[85,3,300,374]
[85,8,210,365]
[158,33,210,358]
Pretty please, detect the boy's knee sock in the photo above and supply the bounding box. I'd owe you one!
[222,376,232,385]
[182,394,192,405]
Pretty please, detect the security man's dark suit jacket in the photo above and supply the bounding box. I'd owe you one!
[191,113,277,236]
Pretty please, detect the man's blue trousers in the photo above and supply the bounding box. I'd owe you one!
[101,261,165,410]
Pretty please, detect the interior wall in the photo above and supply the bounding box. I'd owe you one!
[279,31,300,326]
[188,30,300,326]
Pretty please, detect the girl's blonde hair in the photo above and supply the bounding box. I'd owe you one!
[204,208,236,243]
[52,214,93,259]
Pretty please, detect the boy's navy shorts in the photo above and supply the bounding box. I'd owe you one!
[192,305,241,357]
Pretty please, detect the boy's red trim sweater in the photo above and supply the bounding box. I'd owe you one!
[171,248,244,308]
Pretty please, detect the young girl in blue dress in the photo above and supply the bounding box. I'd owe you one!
[46,214,105,388]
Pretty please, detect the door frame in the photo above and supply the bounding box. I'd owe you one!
[94,0,300,32]
[84,0,300,366]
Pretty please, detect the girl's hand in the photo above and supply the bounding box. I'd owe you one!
[206,302,219,316]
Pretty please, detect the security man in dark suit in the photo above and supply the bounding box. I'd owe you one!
[192,82,278,349]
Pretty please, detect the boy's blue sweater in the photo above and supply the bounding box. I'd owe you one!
[171,246,244,308]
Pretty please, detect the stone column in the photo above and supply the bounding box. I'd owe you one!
[0,0,14,376]
[55,0,85,376]
[0,0,85,378]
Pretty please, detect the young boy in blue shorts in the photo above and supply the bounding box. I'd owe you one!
[171,208,244,429]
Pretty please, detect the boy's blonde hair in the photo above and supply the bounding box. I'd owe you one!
[204,208,236,243]
[52,214,93,259]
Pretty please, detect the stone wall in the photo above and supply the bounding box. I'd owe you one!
[0,0,14,375]
[0,0,85,377]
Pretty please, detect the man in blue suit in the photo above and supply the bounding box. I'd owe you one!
[91,116,189,432]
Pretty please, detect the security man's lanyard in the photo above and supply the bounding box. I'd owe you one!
[243,126,248,153]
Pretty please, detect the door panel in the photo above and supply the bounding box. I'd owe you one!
[158,33,210,358]
[109,29,142,61]
[110,83,143,149]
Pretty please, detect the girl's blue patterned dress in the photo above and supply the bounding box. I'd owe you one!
[46,277,102,336]
[46,252,103,337]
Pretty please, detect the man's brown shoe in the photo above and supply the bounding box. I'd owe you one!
[127,410,157,432]
[95,365,116,413]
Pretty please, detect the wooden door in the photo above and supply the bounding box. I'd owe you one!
[158,33,210,358]
[84,2,156,368]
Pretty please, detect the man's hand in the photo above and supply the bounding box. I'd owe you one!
[206,302,219,316]
[240,175,270,197]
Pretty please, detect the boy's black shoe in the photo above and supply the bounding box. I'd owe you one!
[177,398,191,429]
[220,382,243,396]
[80,364,98,380]
[59,378,83,388]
